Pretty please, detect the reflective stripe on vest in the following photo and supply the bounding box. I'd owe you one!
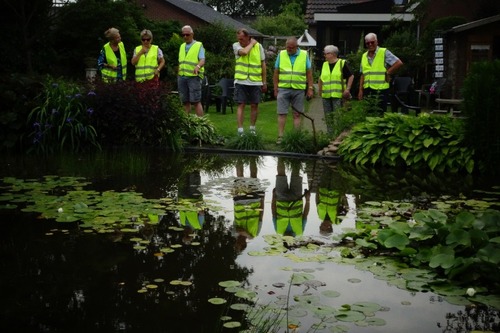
[278,50,307,90]
[320,59,344,98]
[235,44,262,82]
[102,42,127,83]
[361,47,389,90]
[276,200,303,236]
[234,201,261,237]
[134,45,158,82]
[178,42,204,78]
[317,188,340,223]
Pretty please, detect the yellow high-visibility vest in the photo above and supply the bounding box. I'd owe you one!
[317,188,340,223]
[276,200,304,236]
[361,47,389,90]
[101,42,127,83]
[235,44,262,82]
[320,59,344,98]
[134,45,159,82]
[178,42,204,78]
[278,50,307,90]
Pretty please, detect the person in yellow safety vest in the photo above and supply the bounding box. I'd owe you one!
[233,28,267,136]
[131,29,165,83]
[271,158,310,237]
[358,32,403,114]
[232,158,264,253]
[97,27,127,83]
[316,187,341,236]
[272,37,314,145]
[178,25,206,117]
[318,44,354,135]
[177,171,205,245]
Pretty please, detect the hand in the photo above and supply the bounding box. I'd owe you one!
[261,83,267,93]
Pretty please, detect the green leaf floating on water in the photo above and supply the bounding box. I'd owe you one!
[208,298,227,305]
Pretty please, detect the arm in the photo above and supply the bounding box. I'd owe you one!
[238,38,257,56]
[306,69,314,98]
[131,48,145,66]
[318,78,323,96]
[273,68,279,98]
[155,56,165,77]
[386,59,403,82]
[261,60,267,93]
[358,74,364,100]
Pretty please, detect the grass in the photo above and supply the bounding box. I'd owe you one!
[205,100,298,150]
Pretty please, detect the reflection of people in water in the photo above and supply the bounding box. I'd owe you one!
[272,158,310,237]
[316,168,345,235]
[233,158,264,252]
[178,170,205,244]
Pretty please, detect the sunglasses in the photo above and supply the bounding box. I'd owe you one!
[365,41,376,45]
[181,33,191,37]
[142,38,151,42]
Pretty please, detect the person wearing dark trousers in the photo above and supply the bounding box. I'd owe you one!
[357,32,403,114]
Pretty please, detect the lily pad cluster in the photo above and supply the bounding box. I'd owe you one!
[211,272,388,332]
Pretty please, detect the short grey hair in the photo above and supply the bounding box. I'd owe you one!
[140,29,153,39]
[365,32,377,41]
[182,25,194,34]
[104,27,119,41]
[324,45,339,55]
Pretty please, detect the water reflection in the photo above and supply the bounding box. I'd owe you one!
[0,151,499,332]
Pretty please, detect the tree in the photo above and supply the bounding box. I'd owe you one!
[251,2,306,37]
[192,0,308,17]
[0,0,56,74]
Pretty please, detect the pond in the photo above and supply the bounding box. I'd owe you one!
[0,150,499,333]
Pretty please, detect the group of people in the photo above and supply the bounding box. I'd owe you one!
[98,26,402,141]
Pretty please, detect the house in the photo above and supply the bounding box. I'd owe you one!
[135,0,263,37]
[305,0,416,56]
[442,14,500,98]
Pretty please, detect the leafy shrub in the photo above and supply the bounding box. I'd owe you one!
[461,60,500,175]
[26,76,100,154]
[226,132,265,151]
[181,114,222,147]
[281,129,315,154]
[338,113,474,173]
[326,99,369,139]
[0,74,44,151]
[91,80,184,150]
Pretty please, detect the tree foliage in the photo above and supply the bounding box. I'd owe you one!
[251,2,307,37]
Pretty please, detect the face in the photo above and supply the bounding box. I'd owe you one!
[286,40,298,55]
[365,37,378,51]
[111,33,121,45]
[181,29,193,43]
[237,32,250,47]
[141,35,152,46]
[324,49,334,59]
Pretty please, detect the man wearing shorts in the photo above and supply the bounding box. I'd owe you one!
[233,28,267,135]
[273,37,314,144]
[178,25,205,116]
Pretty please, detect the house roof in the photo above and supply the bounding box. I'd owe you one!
[449,14,500,33]
[298,30,317,46]
[165,0,263,36]
[305,0,415,24]
[305,0,373,23]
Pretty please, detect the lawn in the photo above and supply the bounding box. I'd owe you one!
[205,100,297,147]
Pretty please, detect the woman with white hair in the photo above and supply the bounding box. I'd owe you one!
[98,27,128,83]
[131,29,165,83]
[318,44,354,134]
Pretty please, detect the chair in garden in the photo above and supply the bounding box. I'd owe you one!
[207,78,235,114]
[417,77,447,109]
[391,76,421,114]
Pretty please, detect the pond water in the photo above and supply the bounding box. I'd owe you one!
[0,150,499,333]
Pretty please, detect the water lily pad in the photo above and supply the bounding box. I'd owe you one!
[145,284,158,289]
[208,297,227,305]
[223,321,241,328]
[335,310,365,322]
[219,280,241,288]
[230,303,251,311]
[321,290,341,298]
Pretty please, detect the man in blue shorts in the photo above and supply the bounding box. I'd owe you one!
[273,37,314,144]
[233,28,267,135]
[178,25,205,116]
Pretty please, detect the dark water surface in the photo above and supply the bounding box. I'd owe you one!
[1,150,499,333]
